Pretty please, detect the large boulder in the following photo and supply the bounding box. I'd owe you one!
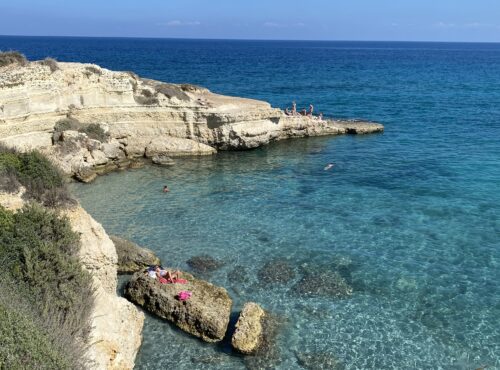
[232,302,265,354]
[124,271,232,342]
[110,235,161,274]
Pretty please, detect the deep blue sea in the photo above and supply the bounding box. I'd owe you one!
[2,36,499,369]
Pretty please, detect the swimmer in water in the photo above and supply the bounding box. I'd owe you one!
[324,163,335,171]
[163,185,170,192]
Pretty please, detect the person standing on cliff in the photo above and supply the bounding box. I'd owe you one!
[308,104,314,116]
[292,101,297,116]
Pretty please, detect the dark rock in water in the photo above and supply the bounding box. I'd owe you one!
[295,351,345,370]
[228,265,250,284]
[257,259,296,285]
[151,155,175,166]
[124,271,232,342]
[243,312,285,370]
[110,235,161,274]
[187,255,224,274]
[292,270,352,298]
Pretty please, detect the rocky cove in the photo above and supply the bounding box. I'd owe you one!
[0,57,383,369]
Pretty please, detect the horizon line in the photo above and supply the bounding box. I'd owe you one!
[1,34,500,44]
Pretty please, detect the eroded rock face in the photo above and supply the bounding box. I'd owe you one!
[110,235,161,274]
[125,271,232,342]
[64,206,145,370]
[232,302,265,354]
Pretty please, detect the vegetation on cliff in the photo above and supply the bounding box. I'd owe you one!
[0,204,95,369]
[0,50,28,67]
[0,144,74,207]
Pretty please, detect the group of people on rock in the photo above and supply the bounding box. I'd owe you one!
[284,101,323,120]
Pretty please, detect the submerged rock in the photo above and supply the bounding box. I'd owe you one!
[295,351,345,370]
[257,259,296,285]
[124,271,232,342]
[232,302,265,354]
[110,235,161,274]
[292,270,353,298]
[227,265,250,284]
[187,255,225,274]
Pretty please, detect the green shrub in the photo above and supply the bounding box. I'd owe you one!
[134,94,159,105]
[0,304,72,369]
[79,123,109,142]
[155,83,190,101]
[39,57,59,72]
[0,50,28,67]
[85,65,102,76]
[0,145,74,208]
[0,205,95,369]
[54,118,109,143]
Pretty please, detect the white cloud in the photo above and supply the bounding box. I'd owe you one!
[434,21,456,29]
[165,20,201,27]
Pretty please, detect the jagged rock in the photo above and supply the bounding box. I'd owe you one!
[63,205,144,370]
[186,255,224,274]
[257,259,296,285]
[74,164,97,183]
[110,235,161,274]
[295,351,345,370]
[101,140,123,160]
[232,302,265,354]
[291,270,353,298]
[151,155,175,166]
[125,271,232,342]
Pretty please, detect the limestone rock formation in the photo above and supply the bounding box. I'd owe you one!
[125,271,232,342]
[232,302,266,354]
[0,60,383,182]
[63,206,144,370]
[110,235,161,274]
[0,191,144,370]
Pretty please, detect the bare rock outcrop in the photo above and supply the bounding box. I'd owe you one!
[63,206,144,370]
[232,302,266,354]
[0,61,383,182]
[125,271,232,342]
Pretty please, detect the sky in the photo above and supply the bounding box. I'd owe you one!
[1,0,500,42]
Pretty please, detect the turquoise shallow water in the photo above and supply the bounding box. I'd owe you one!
[3,36,499,369]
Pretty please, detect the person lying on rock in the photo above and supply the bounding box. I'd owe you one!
[155,266,180,283]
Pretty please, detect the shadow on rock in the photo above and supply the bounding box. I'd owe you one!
[257,259,296,286]
[295,351,345,370]
[187,254,225,274]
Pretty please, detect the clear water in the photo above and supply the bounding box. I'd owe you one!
[2,36,499,369]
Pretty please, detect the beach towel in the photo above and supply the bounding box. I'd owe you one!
[177,291,192,301]
[158,277,188,285]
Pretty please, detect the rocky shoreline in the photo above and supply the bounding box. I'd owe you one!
[0,59,383,368]
[0,60,383,182]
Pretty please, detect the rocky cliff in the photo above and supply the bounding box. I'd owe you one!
[0,60,383,181]
[0,190,144,370]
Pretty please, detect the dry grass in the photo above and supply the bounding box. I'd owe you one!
[0,51,28,67]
